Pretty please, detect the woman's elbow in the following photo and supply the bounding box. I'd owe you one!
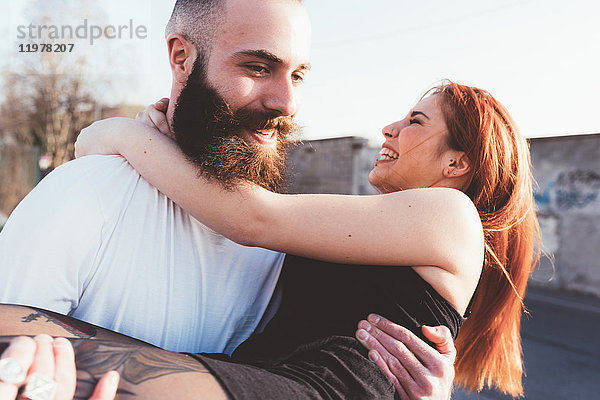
[227,225,259,247]
[222,207,270,248]
[223,188,280,249]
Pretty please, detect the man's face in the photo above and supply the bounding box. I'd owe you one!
[173,57,297,192]
[205,0,311,146]
[173,0,311,191]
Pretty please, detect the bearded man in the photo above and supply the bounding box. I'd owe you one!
[0,0,305,353]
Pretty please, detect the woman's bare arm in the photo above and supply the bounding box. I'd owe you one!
[76,118,484,276]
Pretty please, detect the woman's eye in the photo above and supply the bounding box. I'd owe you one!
[409,119,422,125]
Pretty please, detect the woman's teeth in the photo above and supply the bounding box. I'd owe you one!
[379,147,399,160]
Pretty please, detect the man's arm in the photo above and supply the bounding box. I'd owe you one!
[0,305,227,399]
[0,305,141,342]
[2,305,455,399]
[356,315,456,400]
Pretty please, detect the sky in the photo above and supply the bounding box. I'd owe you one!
[1,0,599,144]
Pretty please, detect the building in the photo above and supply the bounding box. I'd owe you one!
[286,137,379,195]
[530,133,600,296]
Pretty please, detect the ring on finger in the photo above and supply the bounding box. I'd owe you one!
[24,372,58,400]
[0,357,27,385]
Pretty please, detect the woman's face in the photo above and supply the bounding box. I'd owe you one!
[368,95,452,193]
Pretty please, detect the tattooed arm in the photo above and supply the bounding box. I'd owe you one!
[0,305,227,399]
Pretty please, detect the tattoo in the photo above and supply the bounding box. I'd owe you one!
[22,308,97,338]
[2,337,211,398]
[74,379,134,399]
[2,306,215,397]
[71,339,209,385]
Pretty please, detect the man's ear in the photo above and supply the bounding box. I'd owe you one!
[167,34,197,84]
[443,152,471,178]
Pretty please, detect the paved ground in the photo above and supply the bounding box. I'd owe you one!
[452,285,600,399]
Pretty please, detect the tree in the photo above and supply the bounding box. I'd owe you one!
[0,0,144,214]
[0,61,100,168]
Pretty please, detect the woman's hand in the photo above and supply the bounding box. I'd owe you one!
[135,98,171,136]
[75,118,136,158]
[0,335,119,400]
[355,315,456,400]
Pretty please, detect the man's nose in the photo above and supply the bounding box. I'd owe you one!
[262,76,298,117]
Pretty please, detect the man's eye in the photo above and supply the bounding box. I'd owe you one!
[292,73,305,84]
[409,119,422,125]
[246,65,268,75]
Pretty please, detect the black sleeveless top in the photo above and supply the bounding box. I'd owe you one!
[232,254,466,363]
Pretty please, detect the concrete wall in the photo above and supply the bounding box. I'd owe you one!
[286,137,379,195]
[286,134,600,297]
[530,134,600,296]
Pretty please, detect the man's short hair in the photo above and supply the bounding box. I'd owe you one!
[165,0,226,58]
[166,0,304,60]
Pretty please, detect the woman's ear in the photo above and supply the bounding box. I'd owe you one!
[444,152,471,178]
[167,34,197,84]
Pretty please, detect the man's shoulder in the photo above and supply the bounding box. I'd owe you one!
[37,155,147,197]
[48,155,137,181]
[13,155,143,216]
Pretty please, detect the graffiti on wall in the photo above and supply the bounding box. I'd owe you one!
[535,170,600,212]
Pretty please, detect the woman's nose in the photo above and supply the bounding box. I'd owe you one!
[382,122,401,138]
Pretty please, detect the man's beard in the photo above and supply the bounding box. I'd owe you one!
[172,56,298,192]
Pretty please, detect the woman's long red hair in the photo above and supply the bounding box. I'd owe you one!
[433,81,540,396]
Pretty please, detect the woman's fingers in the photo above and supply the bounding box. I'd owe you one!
[154,98,169,112]
[145,106,171,136]
[76,118,126,157]
[136,106,170,135]
[135,110,153,127]
[0,337,35,400]
[88,371,119,400]
[52,338,77,400]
